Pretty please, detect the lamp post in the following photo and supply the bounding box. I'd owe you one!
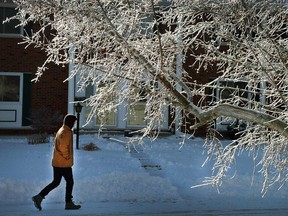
[75,102,83,150]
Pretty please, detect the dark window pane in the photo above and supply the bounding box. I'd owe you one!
[0,7,4,33]
[0,7,20,34]
[4,7,20,34]
[0,75,20,102]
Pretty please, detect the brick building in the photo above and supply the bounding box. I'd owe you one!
[0,1,217,136]
[0,1,68,134]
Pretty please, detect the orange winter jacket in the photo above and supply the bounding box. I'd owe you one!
[51,124,74,168]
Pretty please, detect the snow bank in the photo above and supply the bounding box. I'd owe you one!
[0,134,287,211]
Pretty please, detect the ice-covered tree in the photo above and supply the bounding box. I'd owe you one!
[11,0,288,193]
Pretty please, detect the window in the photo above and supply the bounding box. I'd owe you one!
[96,111,116,126]
[0,6,21,35]
[208,80,250,105]
[0,72,24,128]
[0,75,20,102]
[127,103,146,126]
[85,82,117,127]
[219,81,248,102]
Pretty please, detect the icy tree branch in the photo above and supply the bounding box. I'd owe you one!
[11,0,288,193]
[193,104,288,138]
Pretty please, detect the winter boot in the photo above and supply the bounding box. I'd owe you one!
[32,194,43,211]
[65,201,81,210]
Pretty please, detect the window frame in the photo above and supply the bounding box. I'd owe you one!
[84,81,118,127]
[0,72,23,128]
[0,72,23,105]
[0,3,23,38]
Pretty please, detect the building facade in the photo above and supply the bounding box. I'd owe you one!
[0,1,68,134]
[0,1,243,136]
[0,1,209,135]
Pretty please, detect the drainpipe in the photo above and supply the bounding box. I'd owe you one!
[175,15,183,136]
[259,80,266,111]
[68,48,75,114]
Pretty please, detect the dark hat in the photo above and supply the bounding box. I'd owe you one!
[64,114,77,129]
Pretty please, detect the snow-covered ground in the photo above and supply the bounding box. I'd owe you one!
[0,133,288,216]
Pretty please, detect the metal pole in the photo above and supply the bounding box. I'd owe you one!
[76,112,80,149]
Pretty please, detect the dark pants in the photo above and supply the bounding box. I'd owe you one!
[39,167,74,202]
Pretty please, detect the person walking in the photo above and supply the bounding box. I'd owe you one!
[32,114,81,210]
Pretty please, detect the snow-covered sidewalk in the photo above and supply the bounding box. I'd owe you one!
[0,134,288,215]
[2,200,288,216]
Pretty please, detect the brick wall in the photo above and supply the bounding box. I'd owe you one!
[181,47,219,136]
[0,37,68,132]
